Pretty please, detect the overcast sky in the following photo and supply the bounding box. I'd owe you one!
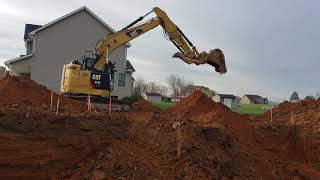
[1,0,319,101]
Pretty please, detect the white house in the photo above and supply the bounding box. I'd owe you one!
[145,93,162,103]
[4,6,135,99]
[212,94,237,109]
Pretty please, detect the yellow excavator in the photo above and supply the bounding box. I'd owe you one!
[60,7,227,98]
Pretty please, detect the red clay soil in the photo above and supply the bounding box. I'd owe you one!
[262,100,320,129]
[130,97,159,112]
[0,75,86,113]
[0,84,319,179]
[168,90,254,144]
[252,99,320,166]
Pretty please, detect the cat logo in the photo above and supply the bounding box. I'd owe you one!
[126,29,143,38]
[92,74,101,81]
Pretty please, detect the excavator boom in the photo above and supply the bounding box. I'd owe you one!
[95,7,227,74]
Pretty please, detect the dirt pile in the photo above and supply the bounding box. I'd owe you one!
[254,99,320,165]
[0,108,128,179]
[130,97,158,112]
[0,86,319,179]
[262,100,320,130]
[67,91,320,179]
[0,75,86,113]
[168,90,253,143]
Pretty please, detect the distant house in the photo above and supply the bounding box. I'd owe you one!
[241,95,268,104]
[4,6,135,99]
[212,94,237,109]
[145,93,162,103]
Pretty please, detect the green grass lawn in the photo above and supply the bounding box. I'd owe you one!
[153,102,175,109]
[153,101,272,115]
[232,104,273,115]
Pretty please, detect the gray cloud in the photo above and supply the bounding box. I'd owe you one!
[0,0,319,101]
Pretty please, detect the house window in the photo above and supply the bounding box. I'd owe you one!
[118,73,126,87]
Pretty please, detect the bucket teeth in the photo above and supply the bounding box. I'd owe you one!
[172,49,227,74]
[206,49,227,74]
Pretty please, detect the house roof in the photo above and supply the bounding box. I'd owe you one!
[126,60,135,72]
[29,6,131,47]
[218,94,236,99]
[24,24,42,40]
[146,93,162,97]
[6,6,132,66]
[5,54,33,66]
[30,6,115,35]
[244,95,262,101]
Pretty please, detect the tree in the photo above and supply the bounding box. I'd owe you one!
[157,85,168,96]
[304,96,315,101]
[290,91,299,102]
[166,74,194,99]
[133,78,149,96]
[315,92,320,100]
[148,82,158,93]
[166,74,179,98]
[147,82,168,96]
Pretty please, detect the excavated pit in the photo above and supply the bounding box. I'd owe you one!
[0,76,319,179]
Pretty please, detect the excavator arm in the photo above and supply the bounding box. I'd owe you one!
[95,7,226,74]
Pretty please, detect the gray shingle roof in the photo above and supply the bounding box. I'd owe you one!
[126,60,135,72]
[218,94,236,99]
[146,93,162,96]
[5,54,33,66]
[24,24,42,40]
[244,95,262,101]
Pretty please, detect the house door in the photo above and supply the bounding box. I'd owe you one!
[223,98,232,109]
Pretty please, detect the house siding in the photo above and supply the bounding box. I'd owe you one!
[28,10,132,98]
[212,95,221,102]
[147,96,162,103]
[240,96,251,104]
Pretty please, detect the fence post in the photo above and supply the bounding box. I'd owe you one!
[56,98,60,115]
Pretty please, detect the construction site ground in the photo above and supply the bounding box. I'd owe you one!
[0,76,320,179]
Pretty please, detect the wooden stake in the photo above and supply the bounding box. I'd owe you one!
[90,103,99,115]
[50,91,54,108]
[88,94,92,113]
[270,106,273,123]
[291,110,294,125]
[56,98,60,115]
[108,94,112,115]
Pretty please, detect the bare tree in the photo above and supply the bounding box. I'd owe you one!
[157,85,168,96]
[133,78,149,96]
[166,74,179,98]
[166,74,194,98]
[148,82,158,93]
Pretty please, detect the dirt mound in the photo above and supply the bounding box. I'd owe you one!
[0,108,128,179]
[169,90,229,120]
[168,90,253,143]
[130,98,158,112]
[0,75,86,113]
[256,99,320,165]
[263,100,320,130]
[0,79,319,179]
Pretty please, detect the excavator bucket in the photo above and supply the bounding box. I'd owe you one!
[205,49,227,74]
[173,48,227,74]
